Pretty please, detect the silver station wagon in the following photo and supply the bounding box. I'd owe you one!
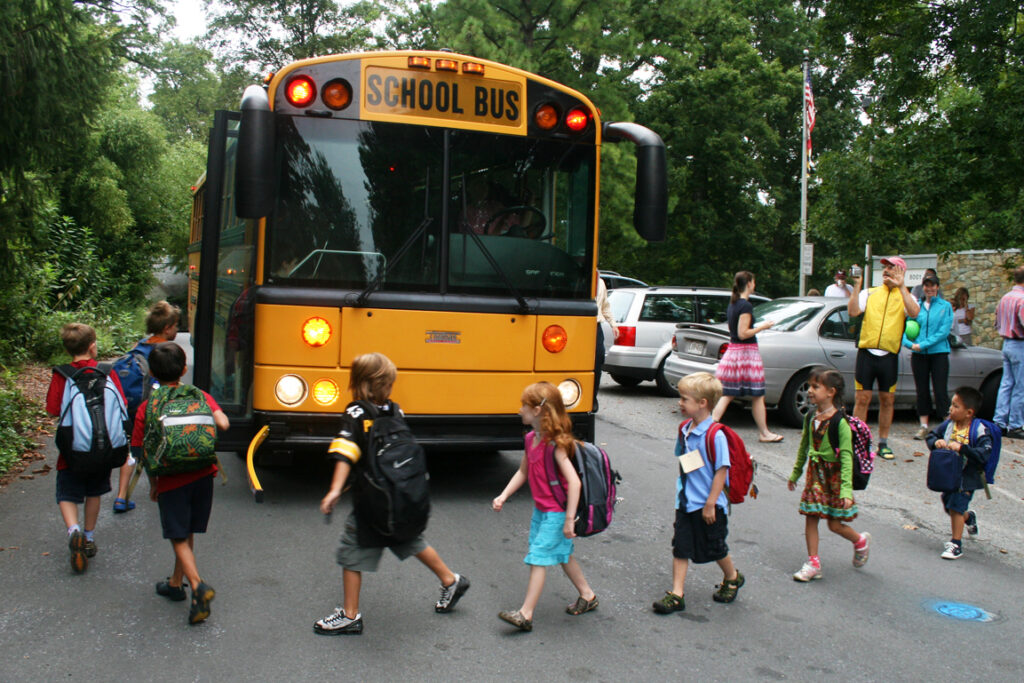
[604,286,769,395]
[663,297,1004,425]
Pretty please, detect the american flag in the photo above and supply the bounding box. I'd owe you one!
[805,72,816,164]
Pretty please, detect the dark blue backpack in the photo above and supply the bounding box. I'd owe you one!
[933,417,1001,487]
[112,341,156,420]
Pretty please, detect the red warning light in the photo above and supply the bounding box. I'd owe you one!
[285,76,316,107]
[565,107,589,132]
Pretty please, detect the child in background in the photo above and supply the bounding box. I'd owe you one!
[315,353,470,636]
[132,343,229,624]
[652,372,744,614]
[493,382,598,632]
[925,386,993,560]
[788,367,870,581]
[45,323,128,574]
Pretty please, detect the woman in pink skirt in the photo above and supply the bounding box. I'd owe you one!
[711,271,784,442]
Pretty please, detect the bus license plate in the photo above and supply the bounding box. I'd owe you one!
[685,340,706,355]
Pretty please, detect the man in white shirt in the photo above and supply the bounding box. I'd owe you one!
[824,270,853,298]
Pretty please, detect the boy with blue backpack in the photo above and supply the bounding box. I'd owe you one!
[925,386,998,560]
[112,300,181,512]
[131,343,229,624]
[45,323,130,574]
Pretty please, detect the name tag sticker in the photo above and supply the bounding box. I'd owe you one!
[679,450,704,474]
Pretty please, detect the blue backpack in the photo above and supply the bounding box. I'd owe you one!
[933,417,1001,491]
[112,341,157,421]
[54,364,130,474]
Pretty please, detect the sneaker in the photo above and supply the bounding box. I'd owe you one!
[941,541,963,560]
[965,511,978,536]
[68,530,87,574]
[435,573,470,613]
[156,579,188,602]
[188,581,215,625]
[913,425,928,440]
[712,570,745,603]
[878,444,894,460]
[853,532,871,568]
[84,539,97,558]
[314,608,364,635]
[652,591,685,614]
[793,561,822,582]
[1006,427,1024,440]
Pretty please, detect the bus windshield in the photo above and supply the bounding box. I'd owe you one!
[265,117,594,298]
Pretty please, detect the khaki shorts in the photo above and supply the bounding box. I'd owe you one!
[335,511,427,572]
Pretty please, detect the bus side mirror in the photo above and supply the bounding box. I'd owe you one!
[603,121,667,242]
[236,85,276,219]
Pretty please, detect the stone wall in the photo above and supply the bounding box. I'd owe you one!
[936,250,1022,349]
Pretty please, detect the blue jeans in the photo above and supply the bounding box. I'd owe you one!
[994,338,1024,429]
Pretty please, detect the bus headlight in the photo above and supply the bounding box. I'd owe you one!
[312,379,340,406]
[275,375,307,406]
[558,379,581,409]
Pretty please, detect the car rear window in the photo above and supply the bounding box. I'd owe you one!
[753,299,823,331]
[608,290,635,323]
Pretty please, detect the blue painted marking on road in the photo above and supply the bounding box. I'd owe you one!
[926,600,997,623]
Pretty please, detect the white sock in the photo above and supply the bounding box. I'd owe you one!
[67,524,81,535]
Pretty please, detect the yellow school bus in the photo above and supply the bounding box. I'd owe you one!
[188,51,665,498]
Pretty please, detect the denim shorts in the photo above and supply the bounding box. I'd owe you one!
[55,469,112,504]
[335,511,427,572]
[941,490,974,514]
[157,474,214,540]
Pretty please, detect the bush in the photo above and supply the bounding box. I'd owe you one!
[0,369,43,477]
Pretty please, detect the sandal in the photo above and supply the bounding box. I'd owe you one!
[497,609,533,632]
[758,434,784,443]
[566,595,599,615]
[113,498,136,513]
[712,570,745,603]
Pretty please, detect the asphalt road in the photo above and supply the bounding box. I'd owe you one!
[2,377,1023,681]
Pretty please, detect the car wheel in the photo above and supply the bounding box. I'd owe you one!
[655,357,677,397]
[610,374,643,387]
[780,369,813,427]
[980,371,1001,420]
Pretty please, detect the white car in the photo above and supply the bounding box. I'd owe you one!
[603,286,769,395]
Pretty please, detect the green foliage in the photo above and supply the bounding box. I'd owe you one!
[0,369,42,477]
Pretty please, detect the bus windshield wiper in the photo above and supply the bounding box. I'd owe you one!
[352,216,434,307]
[459,229,532,314]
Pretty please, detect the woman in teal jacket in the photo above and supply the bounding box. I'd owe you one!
[904,274,954,439]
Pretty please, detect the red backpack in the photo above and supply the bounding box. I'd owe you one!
[679,420,756,504]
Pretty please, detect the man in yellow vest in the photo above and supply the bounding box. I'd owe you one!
[847,257,921,460]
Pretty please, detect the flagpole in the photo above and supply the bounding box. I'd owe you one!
[799,50,809,296]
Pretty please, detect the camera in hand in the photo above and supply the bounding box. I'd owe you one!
[850,266,862,278]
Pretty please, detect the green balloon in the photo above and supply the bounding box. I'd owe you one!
[905,320,920,340]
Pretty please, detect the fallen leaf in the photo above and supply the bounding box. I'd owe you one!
[41,552,50,556]
[913,451,925,457]
[1000,549,1008,554]
[902,524,918,530]
[904,459,915,463]
[19,475,34,480]
[32,464,52,474]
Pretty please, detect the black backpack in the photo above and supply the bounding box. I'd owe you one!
[351,401,431,547]
[54,364,130,474]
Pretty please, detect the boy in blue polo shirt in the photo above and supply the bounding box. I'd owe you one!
[652,371,745,614]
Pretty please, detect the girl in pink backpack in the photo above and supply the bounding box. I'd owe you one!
[492,382,598,632]
[787,367,871,581]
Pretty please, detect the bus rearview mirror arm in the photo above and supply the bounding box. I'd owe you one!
[236,85,277,219]
[602,122,667,242]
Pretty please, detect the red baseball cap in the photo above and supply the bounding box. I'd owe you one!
[880,256,907,270]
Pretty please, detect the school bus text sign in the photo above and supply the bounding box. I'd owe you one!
[363,66,522,128]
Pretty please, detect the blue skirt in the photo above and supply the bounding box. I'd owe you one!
[524,508,574,566]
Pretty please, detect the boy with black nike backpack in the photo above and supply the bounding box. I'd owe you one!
[314,352,470,635]
[44,323,130,574]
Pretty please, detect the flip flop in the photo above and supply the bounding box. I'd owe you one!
[758,434,784,443]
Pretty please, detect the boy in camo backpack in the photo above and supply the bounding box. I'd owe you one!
[131,343,229,625]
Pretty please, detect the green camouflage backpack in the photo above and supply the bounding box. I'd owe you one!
[142,384,218,476]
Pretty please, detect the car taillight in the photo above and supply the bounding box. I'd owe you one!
[717,342,729,359]
[616,326,636,347]
[671,335,678,352]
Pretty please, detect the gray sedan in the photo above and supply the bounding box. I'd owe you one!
[663,297,1004,426]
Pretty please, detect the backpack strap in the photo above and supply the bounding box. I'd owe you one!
[826,410,846,455]
[542,439,568,510]
[703,422,721,469]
